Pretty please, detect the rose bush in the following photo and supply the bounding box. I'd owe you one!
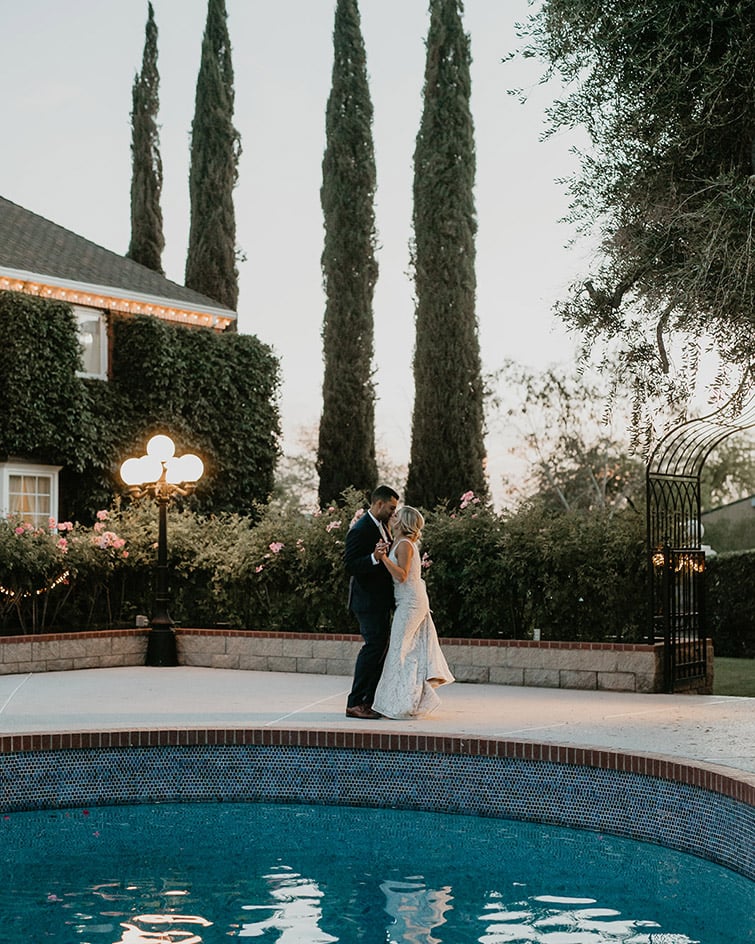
[0,513,128,632]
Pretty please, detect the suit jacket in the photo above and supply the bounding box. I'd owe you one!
[344,512,394,613]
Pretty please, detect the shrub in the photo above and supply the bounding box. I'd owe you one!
[0,294,281,523]
[534,508,648,642]
[421,495,648,641]
[421,493,512,637]
[0,513,129,633]
[706,551,755,657]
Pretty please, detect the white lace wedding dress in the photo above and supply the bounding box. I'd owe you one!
[372,538,455,720]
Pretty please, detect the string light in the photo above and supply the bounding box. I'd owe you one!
[0,570,70,600]
[0,276,234,331]
[651,549,705,573]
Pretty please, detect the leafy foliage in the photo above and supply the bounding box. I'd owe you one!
[0,512,129,633]
[126,1,165,274]
[422,493,648,642]
[699,433,755,511]
[517,0,755,425]
[706,551,755,657]
[0,293,98,470]
[406,0,487,509]
[0,295,280,522]
[4,487,750,657]
[110,314,281,516]
[421,494,518,637]
[184,0,241,309]
[495,362,646,513]
[317,0,379,507]
[218,498,358,632]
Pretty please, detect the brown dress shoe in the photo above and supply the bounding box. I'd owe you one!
[345,704,382,720]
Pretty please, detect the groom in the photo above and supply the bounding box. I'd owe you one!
[344,484,399,719]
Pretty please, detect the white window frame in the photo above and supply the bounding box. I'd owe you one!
[0,461,61,529]
[74,305,108,379]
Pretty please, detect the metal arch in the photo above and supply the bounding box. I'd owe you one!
[646,388,755,691]
[647,391,755,478]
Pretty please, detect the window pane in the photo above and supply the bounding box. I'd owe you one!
[76,310,106,378]
[8,493,29,515]
[6,472,53,527]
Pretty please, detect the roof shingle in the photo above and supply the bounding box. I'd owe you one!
[0,195,235,317]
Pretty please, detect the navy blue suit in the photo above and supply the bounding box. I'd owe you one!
[344,512,394,708]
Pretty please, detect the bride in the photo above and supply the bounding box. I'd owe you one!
[372,506,454,720]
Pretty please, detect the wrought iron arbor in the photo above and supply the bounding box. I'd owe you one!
[646,393,755,691]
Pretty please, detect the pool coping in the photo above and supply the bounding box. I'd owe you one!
[2,726,754,806]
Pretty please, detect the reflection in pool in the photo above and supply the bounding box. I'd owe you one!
[0,802,752,942]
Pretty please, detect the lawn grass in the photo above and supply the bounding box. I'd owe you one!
[713,657,755,696]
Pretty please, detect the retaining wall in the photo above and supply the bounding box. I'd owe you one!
[0,628,707,694]
[177,629,670,692]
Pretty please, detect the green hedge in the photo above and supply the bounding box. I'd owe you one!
[421,499,649,642]
[706,551,755,657]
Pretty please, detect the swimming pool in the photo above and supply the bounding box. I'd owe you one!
[1,801,753,942]
[2,732,753,881]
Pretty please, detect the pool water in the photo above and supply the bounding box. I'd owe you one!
[0,802,752,943]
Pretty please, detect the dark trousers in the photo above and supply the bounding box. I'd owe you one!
[348,606,391,707]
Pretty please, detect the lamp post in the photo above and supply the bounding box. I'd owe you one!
[120,434,204,667]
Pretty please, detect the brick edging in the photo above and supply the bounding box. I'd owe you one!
[0,629,148,643]
[1,727,751,807]
[0,627,659,650]
[175,628,658,652]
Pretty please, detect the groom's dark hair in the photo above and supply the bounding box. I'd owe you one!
[371,485,399,503]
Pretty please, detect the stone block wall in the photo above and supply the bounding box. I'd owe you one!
[176,630,670,693]
[0,629,149,674]
[0,629,712,694]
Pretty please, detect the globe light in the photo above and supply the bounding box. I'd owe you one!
[164,457,183,485]
[138,455,163,484]
[120,456,144,487]
[166,453,204,485]
[180,453,204,483]
[146,434,176,462]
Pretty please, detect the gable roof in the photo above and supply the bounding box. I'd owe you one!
[0,195,235,330]
[702,494,755,516]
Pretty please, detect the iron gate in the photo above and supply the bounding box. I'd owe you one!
[646,391,755,692]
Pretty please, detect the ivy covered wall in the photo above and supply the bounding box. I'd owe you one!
[0,291,280,522]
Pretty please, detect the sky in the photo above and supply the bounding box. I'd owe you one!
[0,0,590,506]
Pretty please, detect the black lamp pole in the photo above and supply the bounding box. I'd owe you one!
[120,435,203,668]
[146,477,177,667]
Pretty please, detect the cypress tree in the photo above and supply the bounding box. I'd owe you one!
[405,0,487,510]
[316,0,379,506]
[185,0,241,311]
[126,2,165,274]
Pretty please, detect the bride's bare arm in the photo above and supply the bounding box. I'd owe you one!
[376,539,413,582]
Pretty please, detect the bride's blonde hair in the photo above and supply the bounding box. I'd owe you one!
[395,505,424,542]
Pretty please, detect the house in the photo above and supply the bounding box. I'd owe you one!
[701,494,755,552]
[0,195,238,526]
